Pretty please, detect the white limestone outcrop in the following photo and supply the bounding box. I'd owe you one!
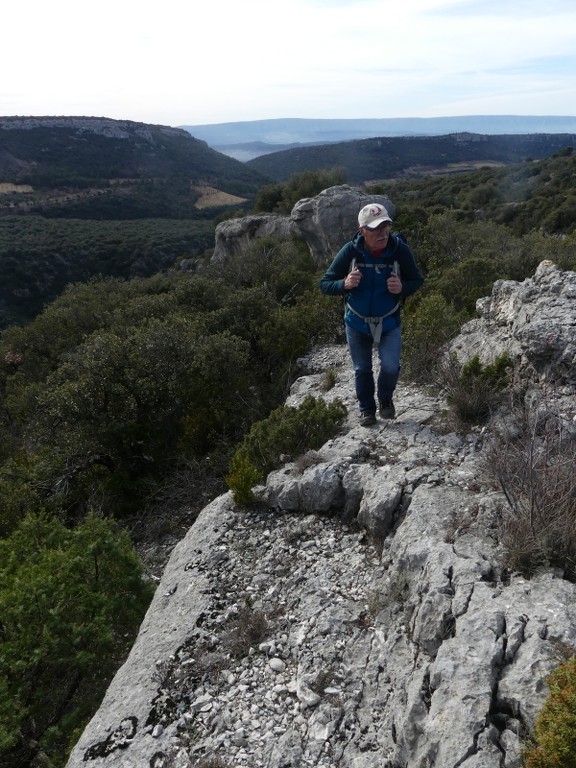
[212,185,395,266]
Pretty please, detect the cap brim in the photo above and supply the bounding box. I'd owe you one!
[365,217,392,230]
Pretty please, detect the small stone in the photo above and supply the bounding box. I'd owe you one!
[259,641,273,654]
[297,684,321,709]
[190,694,213,712]
[269,657,286,673]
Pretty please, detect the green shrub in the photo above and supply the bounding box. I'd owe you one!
[255,295,336,384]
[0,457,48,537]
[0,513,153,767]
[226,450,261,506]
[211,236,318,303]
[0,270,342,519]
[439,353,513,424]
[0,676,20,753]
[229,395,347,482]
[429,256,502,315]
[401,292,466,383]
[524,656,576,768]
[461,353,512,389]
[253,168,347,214]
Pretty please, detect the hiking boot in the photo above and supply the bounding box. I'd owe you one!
[379,399,396,419]
[359,411,376,426]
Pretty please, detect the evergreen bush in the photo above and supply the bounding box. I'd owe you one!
[524,656,576,768]
[0,513,152,767]
[226,450,262,506]
[227,396,347,502]
[438,353,513,424]
[401,292,466,383]
[240,395,347,475]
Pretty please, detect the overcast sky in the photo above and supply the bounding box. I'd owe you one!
[3,0,575,128]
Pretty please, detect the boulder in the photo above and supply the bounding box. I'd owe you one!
[291,184,395,264]
[449,260,576,385]
[211,213,300,262]
[211,185,396,266]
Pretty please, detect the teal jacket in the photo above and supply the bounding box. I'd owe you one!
[320,232,424,337]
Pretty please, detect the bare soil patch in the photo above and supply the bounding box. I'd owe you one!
[193,184,247,209]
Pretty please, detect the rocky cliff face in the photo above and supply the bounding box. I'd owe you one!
[66,263,576,768]
[450,260,576,386]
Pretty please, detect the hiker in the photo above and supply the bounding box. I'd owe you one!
[320,202,424,426]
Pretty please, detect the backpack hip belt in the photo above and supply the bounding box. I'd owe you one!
[345,300,401,344]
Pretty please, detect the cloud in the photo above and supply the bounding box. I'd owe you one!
[2,0,575,125]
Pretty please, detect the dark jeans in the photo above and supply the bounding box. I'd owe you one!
[345,324,402,413]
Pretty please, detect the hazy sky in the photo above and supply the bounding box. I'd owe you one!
[3,0,575,128]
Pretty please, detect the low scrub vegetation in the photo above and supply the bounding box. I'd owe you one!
[227,395,347,505]
[252,167,346,215]
[437,353,513,426]
[221,603,271,659]
[2,155,576,767]
[0,251,337,766]
[523,655,576,768]
[485,404,576,580]
[0,514,152,765]
[0,216,216,328]
[371,149,576,238]
[401,292,466,382]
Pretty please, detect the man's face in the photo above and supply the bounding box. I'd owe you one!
[361,221,391,252]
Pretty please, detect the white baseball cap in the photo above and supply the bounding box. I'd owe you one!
[358,203,393,229]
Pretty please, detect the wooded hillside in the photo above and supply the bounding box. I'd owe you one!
[0,117,268,219]
[247,131,576,182]
[0,117,271,327]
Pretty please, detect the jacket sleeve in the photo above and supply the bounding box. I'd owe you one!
[396,241,425,298]
[319,243,354,296]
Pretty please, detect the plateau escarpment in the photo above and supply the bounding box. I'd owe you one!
[66,261,576,768]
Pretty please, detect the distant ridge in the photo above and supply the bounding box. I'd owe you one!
[245,132,576,183]
[181,116,576,159]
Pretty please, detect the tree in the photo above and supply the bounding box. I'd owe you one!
[252,168,347,214]
[26,315,252,515]
[0,513,153,767]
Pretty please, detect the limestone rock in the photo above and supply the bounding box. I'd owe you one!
[450,260,576,386]
[211,213,300,262]
[66,266,576,768]
[291,185,395,264]
[263,461,343,513]
[356,466,404,537]
[210,184,396,267]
